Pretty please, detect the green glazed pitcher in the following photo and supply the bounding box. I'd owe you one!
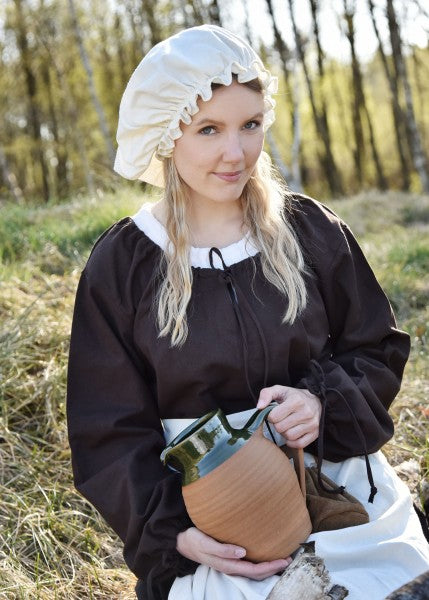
[161,404,312,562]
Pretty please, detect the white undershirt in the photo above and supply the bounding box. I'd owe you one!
[132,203,259,269]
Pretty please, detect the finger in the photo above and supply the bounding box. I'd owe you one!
[285,431,318,448]
[278,421,313,440]
[220,557,292,579]
[200,535,246,559]
[270,397,319,430]
[276,423,302,440]
[256,385,290,409]
[268,406,298,427]
[272,412,313,433]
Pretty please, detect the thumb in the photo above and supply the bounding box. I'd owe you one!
[256,388,272,409]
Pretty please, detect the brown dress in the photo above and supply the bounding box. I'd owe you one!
[67,194,410,600]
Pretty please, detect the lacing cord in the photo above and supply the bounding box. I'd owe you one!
[208,247,276,444]
[208,248,377,502]
[308,360,378,503]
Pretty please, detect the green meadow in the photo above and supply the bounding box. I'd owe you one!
[0,190,428,598]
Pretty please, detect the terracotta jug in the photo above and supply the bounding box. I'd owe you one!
[161,404,312,562]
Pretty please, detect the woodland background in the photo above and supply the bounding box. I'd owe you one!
[0,0,428,599]
[1,0,429,202]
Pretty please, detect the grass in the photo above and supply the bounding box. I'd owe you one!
[0,188,151,269]
[0,189,145,599]
[328,191,429,489]
[0,189,428,598]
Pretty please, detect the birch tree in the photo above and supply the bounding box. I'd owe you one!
[386,0,429,193]
[68,0,116,167]
[185,0,205,25]
[208,0,222,25]
[141,0,163,46]
[411,47,426,150]
[35,11,95,196]
[289,0,343,196]
[113,10,130,88]
[368,0,411,190]
[0,146,25,203]
[13,0,50,202]
[265,0,302,191]
[124,0,143,67]
[343,0,387,190]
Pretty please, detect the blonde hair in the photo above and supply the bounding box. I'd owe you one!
[156,149,307,347]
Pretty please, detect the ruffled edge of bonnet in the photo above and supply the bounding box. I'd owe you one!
[155,60,277,159]
[114,32,278,188]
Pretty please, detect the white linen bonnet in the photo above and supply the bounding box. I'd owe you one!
[113,24,278,187]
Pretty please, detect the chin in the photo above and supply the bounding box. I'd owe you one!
[210,183,248,203]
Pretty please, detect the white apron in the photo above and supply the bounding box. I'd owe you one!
[163,411,429,600]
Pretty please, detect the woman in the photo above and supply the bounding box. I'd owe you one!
[67,25,429,600]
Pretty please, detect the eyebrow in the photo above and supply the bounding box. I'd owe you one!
[192,112,264,127]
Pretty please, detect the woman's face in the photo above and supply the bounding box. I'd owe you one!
[173,80,265,207]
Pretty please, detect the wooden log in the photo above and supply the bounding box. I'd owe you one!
[385,570,429,599]
[267,542,348,600]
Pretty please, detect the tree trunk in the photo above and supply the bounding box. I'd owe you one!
[113,11,130,89]
[186,0,205,25]
[289,0,343,196]
[266,130,291,183]
[141,0,163,46]
[343,0,365,183]
[68,0,116,168]
[124,0,143,66]
[36,24,95,195]
[411,47,426,150]
[309,0,325,78]
[290,53,303,193]
[13,0,50,202]
[367,0,410,190]
[264,0,295,105]
[386,0,429,193]
[95,5,117,110]
[363,101,388,190]
[343,0,387,190]
[41,62,69,199]
[264,0,301,191]
[242,0,253,45]
[208,0,222,25]
[0,146,25,203]
[311,0,350,193]
[327,63,353,163]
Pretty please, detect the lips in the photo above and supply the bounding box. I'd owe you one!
[213,171,242,182]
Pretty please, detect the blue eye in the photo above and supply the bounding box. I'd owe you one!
[244,120,261,130]
[199,126,216,135]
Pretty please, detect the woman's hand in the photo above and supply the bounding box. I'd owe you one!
[177,527,291,579]
[257,385,322,448]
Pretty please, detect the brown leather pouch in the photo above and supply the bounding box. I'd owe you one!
[279,444,369,532]
[305,465,369,532]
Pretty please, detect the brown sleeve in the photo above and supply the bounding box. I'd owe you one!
[67,270,197,599]
[294,202,410,462]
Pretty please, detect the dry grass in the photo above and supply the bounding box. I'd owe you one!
[0,189,427,598]
[329,191,429,500]
[0,191,143,599]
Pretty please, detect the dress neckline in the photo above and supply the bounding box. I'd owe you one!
[131,203,259,269]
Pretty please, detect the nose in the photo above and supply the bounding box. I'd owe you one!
[222,132,245,163]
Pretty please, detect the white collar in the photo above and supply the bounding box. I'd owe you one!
[132,204,259,269]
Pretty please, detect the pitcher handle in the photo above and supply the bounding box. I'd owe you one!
[243,402,277,435]
[280,445,306,498]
